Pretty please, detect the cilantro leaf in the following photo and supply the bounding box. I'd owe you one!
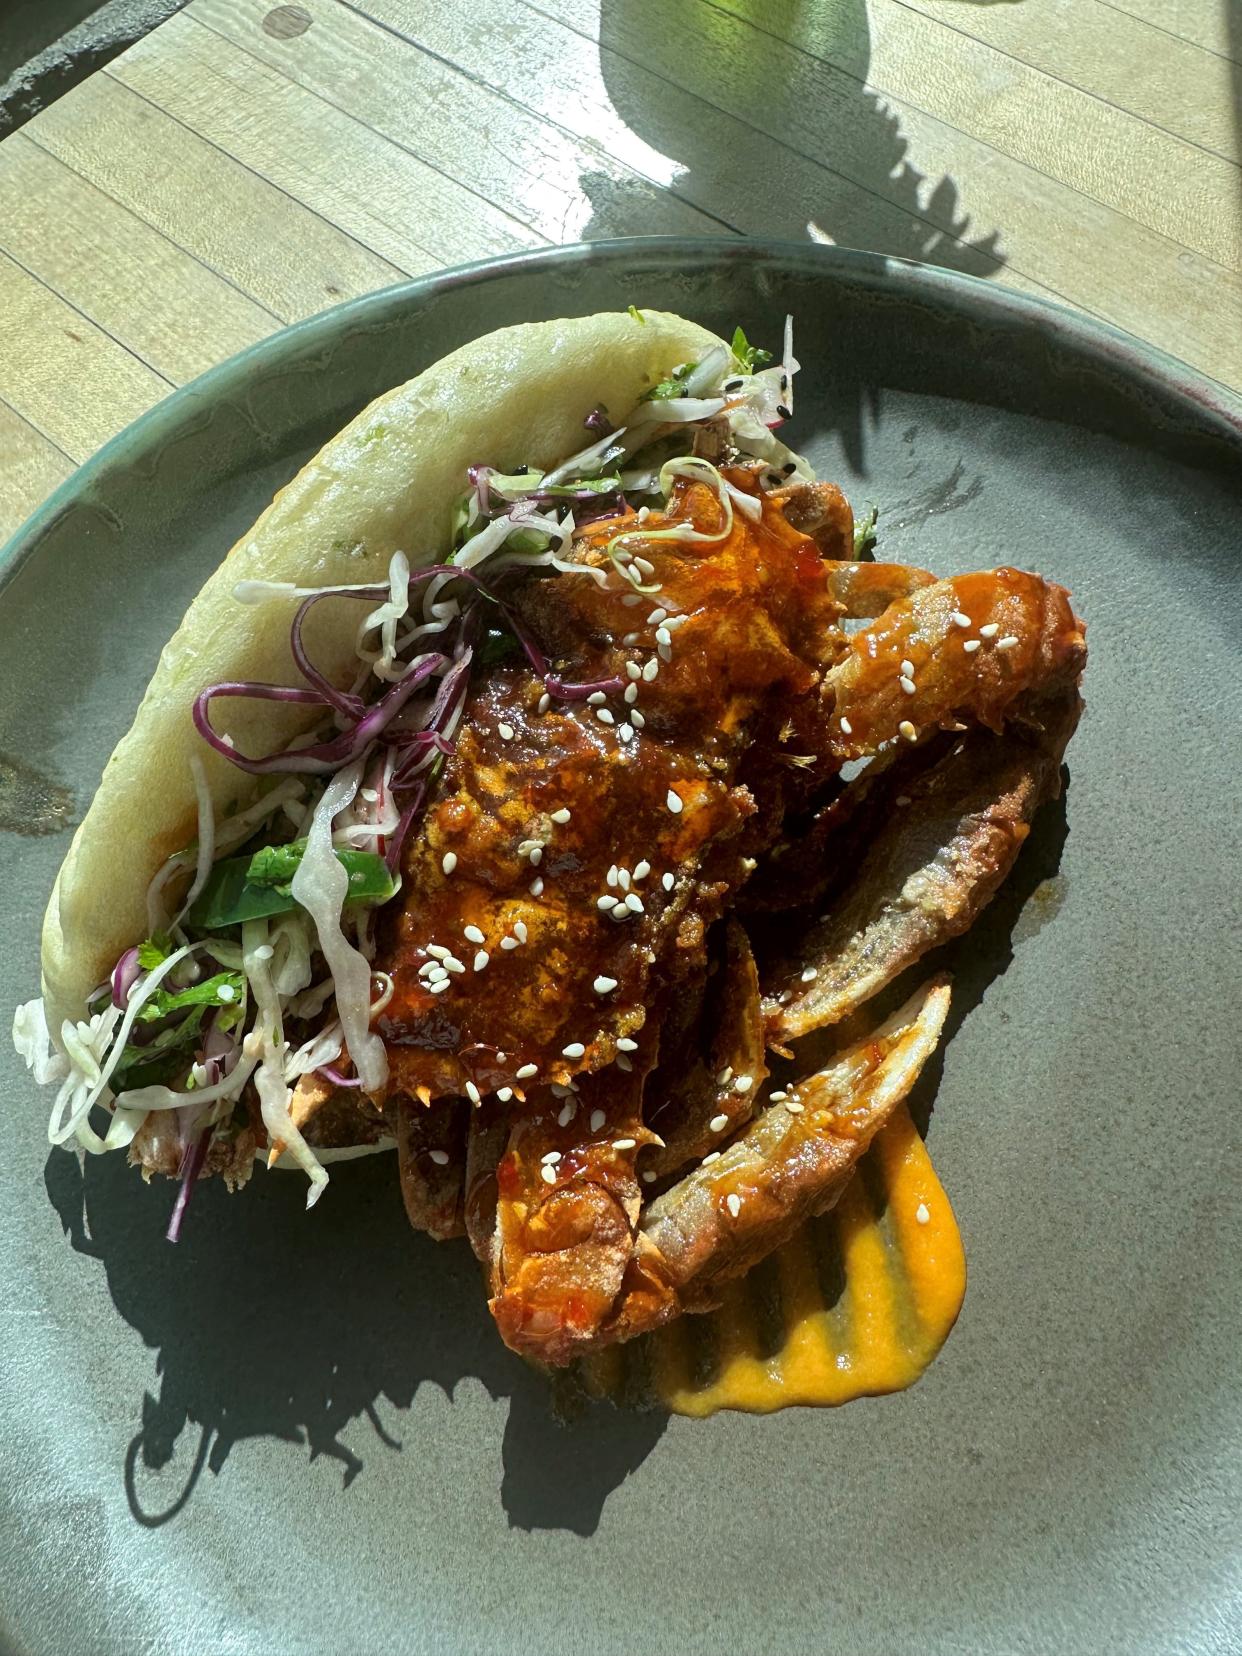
[137,933,175,970]
[730,325,773,374]
[137,970,246,1023]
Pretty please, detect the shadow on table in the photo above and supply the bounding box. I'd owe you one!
[44,1141,666,1537]
[580,0,1006,278]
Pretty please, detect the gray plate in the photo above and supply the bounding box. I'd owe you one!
[1,242,1239,1656]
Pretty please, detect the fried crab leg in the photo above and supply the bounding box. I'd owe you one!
[763,694,1081,1042]
[601,977,951,1346]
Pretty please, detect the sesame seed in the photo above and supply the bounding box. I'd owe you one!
[465,1081,481,1105]
[716,1066,733,1085]
[529,845,543,865]
[996,635,1020,651]
[616,1053,633,1071]
[666,789,683,814]
[594,975,618,994]
[733,1074,753,1094]
[537,692,551,714]
[622,632,640,646]
[776,403,792,420]
[562,1042,586,1059]
[769,1090,788,1102]
[662,871,675,891]
[598,894,620,912]
[899,720,917,741]
[951,611,971,629]
[596,708,615,726]
[444,957,466,974]
[658,641,672,662]
[529,876,544,896]
[625,660,641,682]
[633,557,656,578]
[617,1038,639,1052]
[801,967,818,983]
[557,1101,575,1126]
[541,1165,557,1185]
[630,710,646,729]
[514,920,528,943]
[625,893,644,913]
[702,1152,721,1166]
[839,716,852,735]
[498,722,515,741]
[621,594,643,608]
[633,860,651,880]
[916,1202,930,1225]
[516,1063,538,1079]
[900,675,916,695]
[427,965,448,983]
[901,658,915,678]
[646,607,667,625]
[655,626,672,648]
[587,691,607,706]
[617,867,631,890]
[541,1149,561,1165]
[726,1193,742,1218]
[624,682,639,705]
[500,936,519,950]
[590,1109,606,1132]
[784,1100,804,1115]
[464,924,485,945]
[709,1113,729,1133]
[618,723,635,742]
[551,1082,575,1099]
[497,1052,506,1062]
[612,1138,636,1151]
[550,807,571,824]
[979,622,1000,638]
[642,1170,657,1183]
[963,638,981,654]
[896,795,912,807]
[429,1149,450,1166]
[429,980,451,994]
[642,659,659,682]
[664,613,688,632]
[607,864,620,888]
[441,852,457,876]
[497,1087,514,1102]
[428,944,450,962]
[360,787,378,804]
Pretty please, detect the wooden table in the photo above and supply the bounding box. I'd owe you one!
[0,0,1237,542]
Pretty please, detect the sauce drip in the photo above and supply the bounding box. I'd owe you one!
[576,1106,964,1415]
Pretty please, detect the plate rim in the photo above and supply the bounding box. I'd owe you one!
[3,237,1240,590]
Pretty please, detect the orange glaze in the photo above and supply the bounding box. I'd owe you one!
[577,1104,965,1415]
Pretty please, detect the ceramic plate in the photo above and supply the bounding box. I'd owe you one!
[2,242,1239,1656]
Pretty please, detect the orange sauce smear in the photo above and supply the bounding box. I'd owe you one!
[578,1105,965,1416]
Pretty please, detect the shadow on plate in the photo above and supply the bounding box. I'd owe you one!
[40,782,1068,1536]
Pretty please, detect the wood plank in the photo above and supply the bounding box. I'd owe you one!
[1096,0,1241,60]
[24,71,403,321]
[189,0,726,244]
[0,134,278,384]
[0,252,169,459]
[342,0,1063,301]
[484,0,1241,386]
[882,0,1240,164]
[635,0,1242,270]
[109,11,547,272]
[0,400,74,547]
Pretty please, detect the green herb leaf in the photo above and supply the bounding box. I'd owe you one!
[640,362,696,404]
[110,1004,209,1093]
[186,841,397,931]
[137,933,175,970]
[853,505,879,557]
[730,326,773,374]
[138,971,246,1023]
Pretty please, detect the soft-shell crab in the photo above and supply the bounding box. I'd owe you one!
[288,460,1085,1366]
